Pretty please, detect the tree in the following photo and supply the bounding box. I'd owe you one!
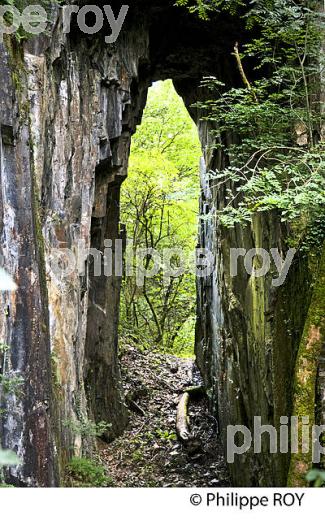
[193,0,324,241]
[120,80,201,355]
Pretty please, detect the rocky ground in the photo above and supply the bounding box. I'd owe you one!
[100,346,229,487]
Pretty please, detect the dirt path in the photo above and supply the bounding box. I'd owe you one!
[100,346,229,487]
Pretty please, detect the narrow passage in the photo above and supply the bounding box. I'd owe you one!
[100,346,229,487]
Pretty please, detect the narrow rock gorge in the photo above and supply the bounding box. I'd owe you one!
[0,0,323,487]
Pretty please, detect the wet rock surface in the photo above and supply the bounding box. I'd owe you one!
[0,0,319,487]
[0,1,244,486]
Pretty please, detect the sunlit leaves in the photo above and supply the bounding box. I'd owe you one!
[194,2,324,232]
[120,80,201,355]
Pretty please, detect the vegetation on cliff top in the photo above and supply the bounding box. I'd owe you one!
[179,0,324,244]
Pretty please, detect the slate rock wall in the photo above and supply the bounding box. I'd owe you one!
[0,1,316,487]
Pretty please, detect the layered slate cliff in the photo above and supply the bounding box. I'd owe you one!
[0,0,322,486]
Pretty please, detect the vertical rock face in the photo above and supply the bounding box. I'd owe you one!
[1,12,152,484]
[0,1,319,486]
[39,22,151,453]
[0,42,56,486]
[196,182,311,485]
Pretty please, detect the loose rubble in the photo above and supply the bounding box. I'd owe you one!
[100,345,229,487]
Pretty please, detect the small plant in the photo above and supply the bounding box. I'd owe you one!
[0,343,10,354]
[131,449,144,462]
[176,0,243,19]
[306,468,325,487]
[65,457,113,488]
[0,374,24,397]
[145,432,154,441]
[155,429,177,442]
[63,418,112,439]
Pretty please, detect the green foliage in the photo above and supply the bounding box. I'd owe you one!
[306,468,325,487]
[298,213,325,253]
[0,343,10,354]
[194,0,324,238]
[131,449,144,462]
[0,0,55,42]
[172,315,197,357]
[176,0,244,19]
[0,374,24,397]
[155,429,177,442]
[120,80,201,355]
[65,457,113,488]
[63,418,112,439]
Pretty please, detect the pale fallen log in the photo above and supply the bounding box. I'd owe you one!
[176,386,206,454]
[176,386,206,441]
[176,392,191,442]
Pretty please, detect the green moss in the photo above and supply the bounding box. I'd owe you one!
[64,457,113,488]
[288,242,325,486]
[248,214,266,345]
[5,36,28,109]
[51,352,62,390]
